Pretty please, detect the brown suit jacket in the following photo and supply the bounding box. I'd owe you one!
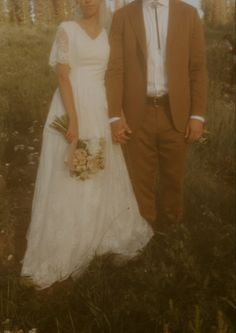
[105,0,208,133]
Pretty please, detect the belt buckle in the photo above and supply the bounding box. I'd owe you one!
[153,96,159,108]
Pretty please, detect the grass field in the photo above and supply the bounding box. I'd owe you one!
[0,24,235,333]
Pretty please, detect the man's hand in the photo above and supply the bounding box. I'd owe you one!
[185,119,204,143]
[111,118,132,144]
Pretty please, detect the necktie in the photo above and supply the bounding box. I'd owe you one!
[151,0,161,50]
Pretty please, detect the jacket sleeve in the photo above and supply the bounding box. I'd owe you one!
[189,9,208,117]
[105,9,125,118]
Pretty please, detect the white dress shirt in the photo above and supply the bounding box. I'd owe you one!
[143,0,169,96]
[109,0,205,123]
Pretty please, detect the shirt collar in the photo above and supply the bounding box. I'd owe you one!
[143,0,169,7]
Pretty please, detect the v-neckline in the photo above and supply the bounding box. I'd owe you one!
[73,21,104,41]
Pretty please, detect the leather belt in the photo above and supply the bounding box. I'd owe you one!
[147,94,169,108]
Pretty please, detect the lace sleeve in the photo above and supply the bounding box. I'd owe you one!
[49,23,70,69]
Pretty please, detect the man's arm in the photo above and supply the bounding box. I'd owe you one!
[105,9,125,119]
[105,9,132,143]
[189,9,208,118]
[185,9,208,143]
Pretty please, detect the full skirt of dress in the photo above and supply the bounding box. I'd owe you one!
[20,70,153,289]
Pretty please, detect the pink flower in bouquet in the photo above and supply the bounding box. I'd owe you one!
[75,148,88,160]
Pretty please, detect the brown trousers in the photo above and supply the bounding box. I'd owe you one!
[122,103,187,224]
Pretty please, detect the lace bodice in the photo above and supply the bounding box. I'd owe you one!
[49,21,110,77]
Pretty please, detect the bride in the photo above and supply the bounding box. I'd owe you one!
[20,0,153,290]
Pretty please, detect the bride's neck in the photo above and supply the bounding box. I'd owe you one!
[80,14,100,28]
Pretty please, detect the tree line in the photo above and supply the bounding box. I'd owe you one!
[0,0,234,27]
[201,0,234,27]
[0,0,77,25]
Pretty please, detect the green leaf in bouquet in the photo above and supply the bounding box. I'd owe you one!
[77,139,88,150]
[49,114,69,135]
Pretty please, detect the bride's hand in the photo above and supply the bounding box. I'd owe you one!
[65,119,79,143]
[111,119,132,144]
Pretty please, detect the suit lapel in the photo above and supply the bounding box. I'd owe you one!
[127,0,183,78]
[127,0,147,62]
[127,0,179,63]
[166,0,182,61]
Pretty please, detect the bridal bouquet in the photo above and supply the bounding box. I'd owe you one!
[50,115,105,181]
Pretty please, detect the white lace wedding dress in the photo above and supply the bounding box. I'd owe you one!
[20,21,153,289]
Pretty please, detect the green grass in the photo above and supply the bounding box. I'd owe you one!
[0,25,235,333]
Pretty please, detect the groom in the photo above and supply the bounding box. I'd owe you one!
[105,0,208,227]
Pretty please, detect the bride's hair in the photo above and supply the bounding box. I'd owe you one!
[73,0,113,32]
[100,0,113,31]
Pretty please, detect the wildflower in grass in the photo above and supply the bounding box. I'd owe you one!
[7,254,13,261]
[28,329,37,333]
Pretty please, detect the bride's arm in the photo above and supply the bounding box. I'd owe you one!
[56,63,78,143]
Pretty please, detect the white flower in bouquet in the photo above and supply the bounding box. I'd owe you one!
[75,148,88,160]
[87,157,99,174]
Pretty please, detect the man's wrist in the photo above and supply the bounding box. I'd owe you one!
[190,115,205,123]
